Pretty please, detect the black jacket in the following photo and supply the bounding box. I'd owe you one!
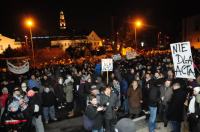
[167,88,187,122]
[85,104,103,129]
[29,92,43,117]
[42,91,56,107]
[148,85,161,107]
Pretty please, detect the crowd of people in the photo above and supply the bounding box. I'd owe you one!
[0,50,200,132]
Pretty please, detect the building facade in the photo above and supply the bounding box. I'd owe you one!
[0,34,21,54]
[182,15,200,49]
[51,31,102,51]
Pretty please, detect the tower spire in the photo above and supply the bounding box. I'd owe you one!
[60,11,66,29]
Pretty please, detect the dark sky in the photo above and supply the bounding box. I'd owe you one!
[0,0,200,40]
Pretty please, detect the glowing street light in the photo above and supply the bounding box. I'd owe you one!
[134,19,143,50]
[25,18,35,69]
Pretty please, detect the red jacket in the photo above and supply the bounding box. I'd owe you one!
[0,93,9,108]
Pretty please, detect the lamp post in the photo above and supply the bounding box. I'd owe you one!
[26,19,35,69]
[134,20,142,50]
[157,32,161,49]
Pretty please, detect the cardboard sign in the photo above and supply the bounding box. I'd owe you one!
[126,51,137,60]
[170,42,196,79]
[113,54,121,61]
[101,59,113,71]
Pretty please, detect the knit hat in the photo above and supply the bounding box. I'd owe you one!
[115,118,136,132]
[90,85,98,90]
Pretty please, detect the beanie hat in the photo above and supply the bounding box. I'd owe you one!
[115,118,136,132]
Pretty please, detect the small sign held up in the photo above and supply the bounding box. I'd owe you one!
[126,51,137,60]
[112,54,121,61]
[101,59,113,72]
[170,42,196,79]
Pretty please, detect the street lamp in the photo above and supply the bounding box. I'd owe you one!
[25,19,35,69]
[134,20,142,50]
[157,32,161,49]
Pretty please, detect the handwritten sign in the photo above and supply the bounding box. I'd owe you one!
[101,59,113,71]
[170,42,195,79]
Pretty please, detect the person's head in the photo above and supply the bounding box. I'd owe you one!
[44,86,50,93]
[131,80,138,90]
[130,68,135,74]
[193,87,200,96]
[90,85,99,95]
[13,87,21,97]
[115,118,136,132]
[58,77,63,84]
[154,72,160,79]
[43,75,48,80]
[145,73,151,80]
[2,87,8,94]
[27,89,35,97]
[21,82,27,92]
[164,79,172,88]
[172,83,181,90]
[88,95,98,106]
[103,85,111,96]
[31,74,36,80]
[167,70,174,78]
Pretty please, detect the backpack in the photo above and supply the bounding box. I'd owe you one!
[83,114,94,131]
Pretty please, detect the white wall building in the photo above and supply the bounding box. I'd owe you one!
[51,31,102,51]
[0,34,21,54]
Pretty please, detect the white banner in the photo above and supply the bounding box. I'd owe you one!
[101,59,113,71]
[170,42,195,79]
[7,60,29,74]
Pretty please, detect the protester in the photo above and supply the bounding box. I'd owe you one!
[167,82,187,132]
[159,79,173,126]
[188,87,200,132]
[85,94,104,132]
[63,74,74,117]
[127,80,142,118]
[148,81,160,132]
[100,85,120,132]
[0,87,9,120]
[27,88,44,132]
[42,86,57,124]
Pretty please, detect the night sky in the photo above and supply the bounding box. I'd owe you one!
[0,0,200,41]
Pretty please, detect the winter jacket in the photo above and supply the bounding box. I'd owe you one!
[127,87,142,109]
[85,104,103,129]
[167,88,187,122]
[42,91,56,107]
[148,85,160,107]
[100,92,120,120]
[160,85,173,106]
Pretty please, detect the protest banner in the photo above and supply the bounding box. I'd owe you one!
[126,51,137,60]
[101,59,113,72]
[170,42,196,79]
[112,54,121,61]
[101,59,113,84]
